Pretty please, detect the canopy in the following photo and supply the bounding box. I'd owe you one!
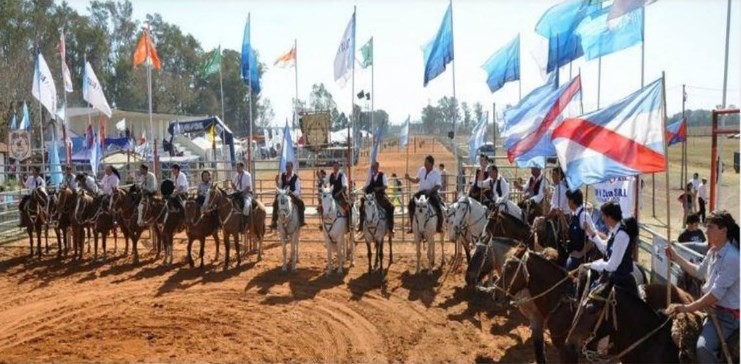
[168,116,235,163]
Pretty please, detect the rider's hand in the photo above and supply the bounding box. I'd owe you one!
[404,173,410,180]
[665,245,676,262]
[664,303,686,316]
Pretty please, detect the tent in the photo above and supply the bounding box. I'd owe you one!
[167,116,236,163]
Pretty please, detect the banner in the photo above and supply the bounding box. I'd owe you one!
[299,112,330,150]
[592,176,636,218]
[9,131,32,161]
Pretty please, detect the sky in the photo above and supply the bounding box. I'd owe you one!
[65,0,741,126]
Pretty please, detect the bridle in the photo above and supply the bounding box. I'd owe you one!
[364,194,385,238]
[454,198,487,241]
[321,191,345,239]
[278,193,298,235]
[413,199,436,234]
[111,188,139,227]
[201,186,238,226]
[74,192,106,225]
[138,196,166,227]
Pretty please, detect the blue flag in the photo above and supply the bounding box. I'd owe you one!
[535,0,599,73]
[482,35,520,93]
[241,14,261,94]
[20,102,31,130]
[279,121,295,173]
[49,135,63,186]
[468,113,488,163]
[399,116,410,147]
[9,114,17,130]
[576,6,643,60]
[423,3,454,87]
[502,73,558,136]
[90,132,101,175]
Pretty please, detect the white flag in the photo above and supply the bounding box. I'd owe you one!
[333,11,355,87]
[116,118,126,131]
[32,53,57,119]
[83,61,112,117]
[59,31,74,92]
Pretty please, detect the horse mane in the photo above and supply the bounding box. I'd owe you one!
[500,210,529,228]
[506,243,528,260]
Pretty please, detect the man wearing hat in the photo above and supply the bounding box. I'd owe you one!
[230,162,253,216]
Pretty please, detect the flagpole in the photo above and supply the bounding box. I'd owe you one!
[59,29,70,165]
[294,38,299,128]
[35,52,47,173]
[597,57,602,109]
[661,71,672,308]
[635,6,646,222]
[247,12,254,184]
[449,0,458,169]
[680,84,687,226]
[219,46,225,123]
[492,102,496,155]
[716,0,732,207]
[349,6,356,191]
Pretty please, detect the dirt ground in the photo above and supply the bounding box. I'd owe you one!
[0,138,559,363]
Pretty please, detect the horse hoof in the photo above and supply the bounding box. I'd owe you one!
[427,270,433,276]
[282,266,287,272]
[291,267,297,273]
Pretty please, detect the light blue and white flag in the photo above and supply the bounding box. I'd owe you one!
[482,35,520,93]
[334,10,356,87]
[279,121,296,173]
[399,115,410,147]
[32,53,57,119]
[19,102,31,130]
[468,112,488,163]
[423,2,454,87]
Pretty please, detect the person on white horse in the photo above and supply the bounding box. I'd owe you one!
[270,161,306,229]
[230,162,253,216]
[317,161,351,233]
[358,161,395,236]
[18,166,46,227]
[405,155,443,234]
[168,164,189,213]
[468,154,490,204]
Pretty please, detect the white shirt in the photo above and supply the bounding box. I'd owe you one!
[590,224,630,273]
[61,174,78,192]
[100,174,120,195]
[24,175,46,194]
[363,171,388,189]
[173,172,189,195]
[689,177,701,192]
[697,183,709,200]
[232,171,252,194]
[416,167,442,192]
[82,176,99,195]
[526,175,548,204]
[480,175,510,202]
[139,172,157,193]
[278,172,301,198]
[550,181,570,212]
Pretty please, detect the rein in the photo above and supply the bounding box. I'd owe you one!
[321,196,346,242]
[364,198,385,238]
[278,195,298,235]
[413,202,436,234]
[454,199,487,241]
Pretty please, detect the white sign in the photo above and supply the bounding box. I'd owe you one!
[592,176,636,218]
[9,131,32,161]
[651,235,703,284]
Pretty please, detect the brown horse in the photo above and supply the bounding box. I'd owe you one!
[184,198,221,268]
[50,187,76,258]
[138,195,182,265]
[73,191,114,261]
[110,186,148,263]
[484,209,538,248]
[202,185,266,269]
[518,199,545,225]
[21,188,54,258]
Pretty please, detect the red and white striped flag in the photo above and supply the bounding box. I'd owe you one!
[59,30,73,93]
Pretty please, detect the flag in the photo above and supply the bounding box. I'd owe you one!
[273,46,296,69]
[482,34,520,93]
[85,123,95,149]
[359,37,373,69]
[505,75,582,168]
[59,30,73,93]
[116,118,126,131]
[535,0,598,73]
[576,5,643,60]
[423,3,454,87]
[139,130,147,145]
[9,114,17,130]
[666,118,687,146]
[207,123,217,143]
[204,46,221,76]
[399,116,410,147]
[32,53,57,119]
[468,112,489,163]
[608,0,656,23]
[19,102,31,130]
[49,137,63,186]
[83,61,112,117]
[279,121,295,173]
[90,131,102,174]
[502,73,558,136]
[552,77,665,188]
[334,11,356,86]
[370,126,383,165]
[133,26,161,69]
[99,115,106,149]
[241,14,261,94]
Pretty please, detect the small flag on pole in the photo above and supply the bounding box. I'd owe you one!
[576,5,643,61]
[9,114,17,130]
[241,14,261,93]
[359,37,373,69]
[279,121,296,173]
[482,34,520,93]
[422,3,454,87]
[370,126,383,165]
[32,53,58,119]
[49,137,63,186]
[334,10,356,87]
[274,46,296,68]
[83,61,113,117]
[59,30,74,93]
[116,118,126,131]
[468,113,488,163]
[20,102,31,131]
[666,118,687,146]
[399,116,410,147]
[203,46,222,76]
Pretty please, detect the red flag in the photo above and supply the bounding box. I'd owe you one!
[133,25,161,69]
[139,130,147,146]
[99,115,106,150]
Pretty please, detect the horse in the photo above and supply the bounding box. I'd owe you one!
[202,185,266,268]
[184,198,221,268]
[276,188,301,272]
[362,192,391,281]
[73,191,112,261]
[566,280,680,363]
[138,195,179,265]
[484,208,537,248]
[319,187,350,275]
[465,237,521,290]
[21,188,50,258]
[412,194,442,275]
[519,198,545,225]
[110,186,148,264]
[50,187,76,258]
[446,195,489,264]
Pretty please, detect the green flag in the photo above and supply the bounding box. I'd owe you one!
[204,46,221,76]
[359,37,373,69]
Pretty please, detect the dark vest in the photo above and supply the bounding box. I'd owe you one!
[528,176,543,195]
[329,172,344,196]
[470,168,489,195]
[365,171,385,194]
[568,208,586,254]
[605,225,634,277]
[281,173,298,192]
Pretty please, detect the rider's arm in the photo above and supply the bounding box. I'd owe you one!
[499,179,510,202]
[244,175,252,194]
[293,178,301,197]
[667,244,702,279]
[589,230,629,273]
[530,179,546,204]
[375,174,388,192]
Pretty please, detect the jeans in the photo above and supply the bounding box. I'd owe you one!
[699,197,707,223]
[697,308,739,363]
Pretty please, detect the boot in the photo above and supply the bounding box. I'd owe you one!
[270,210,278,230]
[298,206,306,227]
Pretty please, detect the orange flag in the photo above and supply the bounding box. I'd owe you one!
[133,30,161,69]
[273,46,296,68]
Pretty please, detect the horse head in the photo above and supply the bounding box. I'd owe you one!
[184,198,199,225]
[276,188,293,223]
[364,192,380,223]
[444,201,459,242]
[319,186,335,217]
[137,194,161,227]
[201,183,223,216]
[466,236,492,287]
[566,279,615,349]
[495,244,531,301]
[52,187,74,221]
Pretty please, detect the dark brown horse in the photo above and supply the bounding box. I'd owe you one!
[50,187,76,258]
[73,191,114,261]
[138,195,182,265]
[184,198,221,268]
[518,198,545,225]
[484,209,538,248]
[110,186,147,263]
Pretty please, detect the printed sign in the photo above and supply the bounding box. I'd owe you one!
[300,112,330,150]
[9,131,32,161]
[592,176,636,218]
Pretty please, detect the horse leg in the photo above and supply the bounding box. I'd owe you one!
[199,236,206,268]
[428,236,434,276]
[113,226,117,254]
[439,232,445,267]
[93,229,99,261]
[415,237,421,274]
[133,236,140,264]
[291,234,298,272]
[338,235,345,275]
[530,316,547,364]
[36,225,42,258]
[365,240,372,280]
[27,227,33,258]
[325,236,333,276]
[187,236,194,268]
[86,226,92,254]
[235,232,241,266]
[44,225,49,254]
[224,234,230,270]
[215,231,220,260]
[389,234,393,264]
[209,233,218,267]
[102,232,107,262]
[281,236,288,272]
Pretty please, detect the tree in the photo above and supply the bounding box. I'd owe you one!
[421,104,443,134]
[437,96,459,131]
[461,101,472,130]
[473,102,485,125]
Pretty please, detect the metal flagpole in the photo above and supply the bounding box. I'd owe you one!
[680,84,688,226]
[35,52,47,172]
[635,6,646,221]
[219,46,225,123]
[370,39,375,153]
[450,0,458,169]
[294,38,299,128]
[492,102,496,153]
[661,72,673,307]
[717,0,732,207]
[247,13,254,187]
[59,29,70,165]
[349,6,356,189]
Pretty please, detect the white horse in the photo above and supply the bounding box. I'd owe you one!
[362,193,391,279]
[319,187,349,275]
[493,199,525,224]
[447,195,489,263]
[276,189,301,272]
[412,195,441,275]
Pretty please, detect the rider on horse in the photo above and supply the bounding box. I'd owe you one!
[61,165,78,192]
[75,172,98,196]
[478,164,510,210]
[317,161,351,232]
[405,155,444,234]
[169,164,189,212]
[230,162,253,216]
[564,189,591,271]
[468,154,490,203]
[270,161,305,229]
[522,167,548,206]
[138,164,158,196]
[18,166,46,228]
[99,165,120,211]
[358,161,395,235]
[196,171,211,207]
[582,201,639,296]
[666,210,740,364]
